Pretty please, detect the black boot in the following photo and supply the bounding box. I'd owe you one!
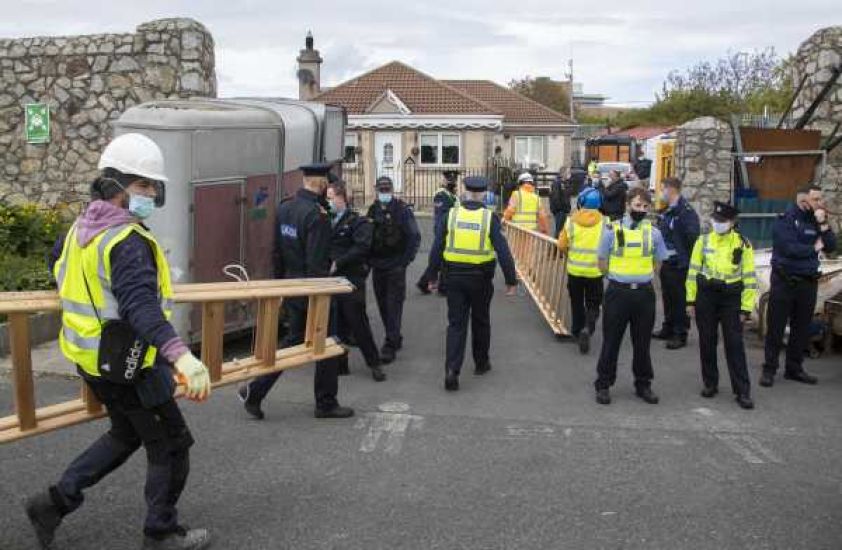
[783,370,818,385]
[370,364,386,382]
[445,370,459,391]
[25,490,64,550]
[759,371,775,387]
[595,388,611,405]
[380,344,396,364]
[474,363,491,376]
[577,329,590,354]
[665,336,687,350]
[635,387,659,404]
[142,526,212,550]
[735,395,755,410]
[700,386,718,398]
[237,385,265,420]
[314,405,355,419]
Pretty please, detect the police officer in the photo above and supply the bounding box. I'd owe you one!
[653,177,700,350]
[367,176,421,364]
[239,163,354,420]
[761,185,837,387]
[504,172,550,234]
[594,188,670,405]
[687,202,757,409]
[417,170,459,295]
[557,187,607,354]
[326,180,386,382]
[427,176,518,390]
[26,134,212,550]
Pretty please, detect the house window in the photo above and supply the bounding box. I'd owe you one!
[515,136,545,167]
[344,133,358,165]
[419,133,460,166]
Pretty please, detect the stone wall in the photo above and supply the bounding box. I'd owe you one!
[0,18,216,207]
[675,116,734,221]
[791,26,842,214]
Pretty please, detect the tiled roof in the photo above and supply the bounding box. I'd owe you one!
[314,61,496,115]
[444,80,573,125]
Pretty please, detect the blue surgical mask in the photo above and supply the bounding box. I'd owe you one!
[378,192,393,204]
[128,193,156,219]
[712,220,731,234]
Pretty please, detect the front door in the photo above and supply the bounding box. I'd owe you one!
[374,132,402,191]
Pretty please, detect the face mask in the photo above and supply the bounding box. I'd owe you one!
[629,210,647,222]
[712,221,731,234]
[128,193,155,219]
[378,192,393,204]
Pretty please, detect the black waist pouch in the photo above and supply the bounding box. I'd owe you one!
[97,320,150,385]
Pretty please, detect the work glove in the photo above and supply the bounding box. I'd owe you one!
[174,352,212,402]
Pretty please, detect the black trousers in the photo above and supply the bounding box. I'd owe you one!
[595,282,656,390]
[248,297,339,411]
[567,274,604,336]
[696,286,751,396]
[445,272,493,374]
[763,272,818,375]
[373,266,407,350]
[336,283,380,368]
[53,378,193,537]
[658,264,690,339]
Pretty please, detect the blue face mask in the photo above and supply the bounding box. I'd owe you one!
[378,192,393,204]
[128,193,156,219]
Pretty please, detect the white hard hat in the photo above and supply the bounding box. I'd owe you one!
[98,133,168,182]
[517,172,534,183]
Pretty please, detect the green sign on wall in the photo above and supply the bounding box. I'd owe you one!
[25,103,50,144]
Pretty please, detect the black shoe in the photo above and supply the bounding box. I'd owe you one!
[237,385,264,420]
[314,405,355,419]
[25,491,63,550]
[735,395,755,410]
[474,363,491,376]
[371,365,386,382]
[784,370,818,385]
[700,386,718,398]
[635,387,659,404]
[416,280,431,295]
[759,372,775,387]
[577,329,590,354]
[445,371,459,391]
[665,337,687,350]
[142,526,212,550]
[652,329,671,340]
[595,388,611,405]
[380,345,396,364]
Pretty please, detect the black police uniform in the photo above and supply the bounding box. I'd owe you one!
[418,174,459,294]
[427,177,518,388]
[368,188,421,360]
[655,196,700,347]
[246,170,345,414]
[762,203,837,384]
[329,207,383,375]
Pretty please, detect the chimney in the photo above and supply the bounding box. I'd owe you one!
[296,30,322,101]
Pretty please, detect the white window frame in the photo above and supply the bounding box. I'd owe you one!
[514,135,546,167]
[419,132,461,167]
[343,133,358,167]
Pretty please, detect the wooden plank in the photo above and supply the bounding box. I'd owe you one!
[9,313,36,431]
[201,302,225,382]
[81,382,102,414]
[254,298,281,366]
[310,295,331,355]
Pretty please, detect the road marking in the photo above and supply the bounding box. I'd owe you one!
[357,402,423,456]
[506,424,555,437]
[738,435,783,464]
[692,407,715,417]
[716,434,770,464]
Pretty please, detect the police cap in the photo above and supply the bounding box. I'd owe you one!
[375,176,393,190]
[463,176,488,191]
[300,162,333,177]
[442,170,459,183]
[712,201,739,222]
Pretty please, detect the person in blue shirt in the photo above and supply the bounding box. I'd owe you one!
[594,187,670,405]
[761,185,837,387]
[653,177,700,350]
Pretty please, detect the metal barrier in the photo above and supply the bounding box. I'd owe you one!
[503,221,570,336]
[0,278,353,444]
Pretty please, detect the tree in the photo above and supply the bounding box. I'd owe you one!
[508,76,571,115]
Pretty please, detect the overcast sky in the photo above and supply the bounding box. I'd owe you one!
[1,1,838,106]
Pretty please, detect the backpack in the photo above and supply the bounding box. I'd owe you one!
[367,201,406,257]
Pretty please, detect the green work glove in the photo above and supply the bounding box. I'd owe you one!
[174,352,212,401]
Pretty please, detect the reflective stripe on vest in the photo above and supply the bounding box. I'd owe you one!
[443,206,496,265]
[608,221,654,278]
[566,218,604,278]
[512,189,540,230]
[53,222,174,377]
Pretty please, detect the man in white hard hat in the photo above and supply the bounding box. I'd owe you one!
[25,133,213,550]
[504,171,550,234]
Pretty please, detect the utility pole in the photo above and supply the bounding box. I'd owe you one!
[566,58,576,123]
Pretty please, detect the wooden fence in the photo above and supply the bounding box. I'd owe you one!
[503,221,571,337]
[0,278,353,444]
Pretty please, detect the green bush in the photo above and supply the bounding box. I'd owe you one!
[0,202,71,293]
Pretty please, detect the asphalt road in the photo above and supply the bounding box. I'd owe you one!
[2,219,842,550]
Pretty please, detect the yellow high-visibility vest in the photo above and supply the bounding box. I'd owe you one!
[566,218,605,278]
[686,231,758,312]
[443,206,496,265]
[53,222,174,377]
[512,189,540,230]
[608,220,654,278]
